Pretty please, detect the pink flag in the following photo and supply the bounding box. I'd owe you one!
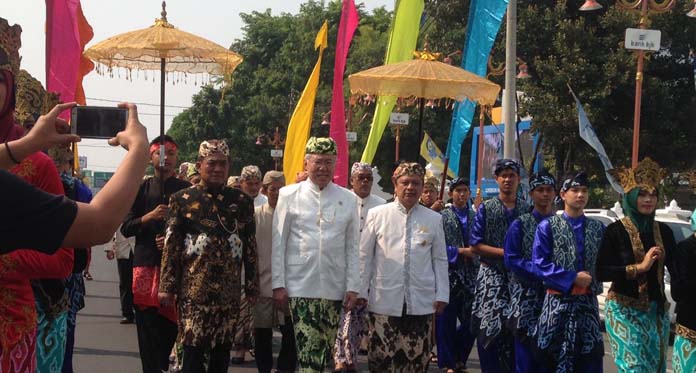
[330,0,359,186]
[46,0,94,118]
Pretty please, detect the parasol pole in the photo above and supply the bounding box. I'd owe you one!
[417,97,425,163]
[160,57,166,203]
[438,157,449,200]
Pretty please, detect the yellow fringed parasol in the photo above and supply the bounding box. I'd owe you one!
[348,50,500,105]
[84,1,243,201]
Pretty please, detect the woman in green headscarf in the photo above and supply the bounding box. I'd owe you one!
[670,209,696,372]
[596,158,677,372]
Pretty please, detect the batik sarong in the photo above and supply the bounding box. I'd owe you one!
[506,276,544,344]
[36,310,68,373]
[289,298,342,373]
[605,299,669,372]
[0,328,37,372]
[536,293,604,372]
[368,311,433,373]
[333,303,367,366]
[673,324,696,373]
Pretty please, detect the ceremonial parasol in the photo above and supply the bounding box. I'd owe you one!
[348,48,500,197]
[84,1,242,199]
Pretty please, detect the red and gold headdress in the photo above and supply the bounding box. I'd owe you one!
[608,157,666,194]
[0,17,22,77]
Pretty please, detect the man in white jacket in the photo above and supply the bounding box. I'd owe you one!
[271,137,360,373]
[359,162,449,372]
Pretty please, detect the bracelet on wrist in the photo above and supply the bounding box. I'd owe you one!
[4,141,21,165]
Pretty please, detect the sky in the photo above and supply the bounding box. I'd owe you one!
[2,0,394,172]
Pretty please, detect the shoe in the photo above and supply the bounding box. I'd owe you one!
[83,272,93,280]
[358,348,368,355]
[119,317,134,324]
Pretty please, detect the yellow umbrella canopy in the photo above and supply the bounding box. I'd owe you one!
[348,50,500,105]
[84,4,242,76]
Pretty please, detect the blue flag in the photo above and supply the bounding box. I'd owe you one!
[570,88,623,194]
[445,0,508,176]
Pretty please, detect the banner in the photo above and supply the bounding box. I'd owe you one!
[283,21,329,184]
[360,0,424,164]
[420,132,455,178]
[444,0,508,175]
[331,0,359,187]
[570,88,623,194]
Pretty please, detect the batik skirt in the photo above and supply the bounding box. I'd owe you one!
[132,266,177,323]
[506,276,544,345]
[333,303,367,366]
[536,293,604,372]
[673,324,696,373]
[604,299,669,372]
[471,263,511,347]
[0,328,37,373]
[35,310,68,373]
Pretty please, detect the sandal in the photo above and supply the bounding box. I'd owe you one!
[83,272,93,280]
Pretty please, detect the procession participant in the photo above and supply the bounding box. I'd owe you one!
[271,137,360,373]
[436,177,478,373]
[532,172,605,372]
[159,139,259,373]
[470,159,529,372]
[106,226,136,325]
[421,175,444,212]
[0,20,77,372]
[359,162,448,372]
[333,162,385,373]
[669,209,696,372]
[254,170,297,373]
[121,134,190,373]
[503,170,556,373]
[231,164,267,364]
[227,175,241,189]
[598,158,676,372]
[178,162,192,181]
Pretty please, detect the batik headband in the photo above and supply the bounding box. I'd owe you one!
[198,139,229,158]
[494,158,521,176]
[561,172,589,192]
[423,176,439,190]
[305,137,337,155]
[529,170,556,191]
[351,162,372,176]
[449,177,470,190]
[392,162,425,180]
[240,165,262,181]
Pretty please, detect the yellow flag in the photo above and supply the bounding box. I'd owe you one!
[420,132,455,178]
[283,21,329,184]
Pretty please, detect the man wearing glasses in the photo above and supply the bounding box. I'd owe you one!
[272,137,360,373]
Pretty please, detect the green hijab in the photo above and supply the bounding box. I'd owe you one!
[622,187,656,234]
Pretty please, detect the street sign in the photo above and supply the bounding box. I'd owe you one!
[346,131,357,142]
[270,149,283,158]
[625,28,661,52]
[93,171,114,188]
[389,113,409,126]
[78,155,87,170]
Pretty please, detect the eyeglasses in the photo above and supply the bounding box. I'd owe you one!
[356,175,373,181]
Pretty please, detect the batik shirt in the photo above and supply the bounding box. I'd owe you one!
[160,184,259,347]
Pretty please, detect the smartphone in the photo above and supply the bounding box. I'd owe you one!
[71,106,128,139]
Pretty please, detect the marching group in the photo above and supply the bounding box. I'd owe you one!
[2,16,696,373]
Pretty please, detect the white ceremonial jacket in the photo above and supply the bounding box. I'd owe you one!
[272,179,360,300]
[360,201,449,316]
[355,193,386,233]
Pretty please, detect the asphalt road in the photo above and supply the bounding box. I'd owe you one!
[74,245,670,372]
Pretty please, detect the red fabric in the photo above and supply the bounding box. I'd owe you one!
[330,0,359,187]
[46,0,94,118]
[132,266,178,323]
[0,70,24,143]
[149,142,178,155]
[0,152,72,352]
[0,327,37,372]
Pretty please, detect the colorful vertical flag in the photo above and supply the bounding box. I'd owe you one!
[46,0,94,171]
[570,87,623,194]
[444,0,507,176]
[331,0,359,187]
[283,21,329,184]
[420,132,455,178]
[360,0,424,164]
